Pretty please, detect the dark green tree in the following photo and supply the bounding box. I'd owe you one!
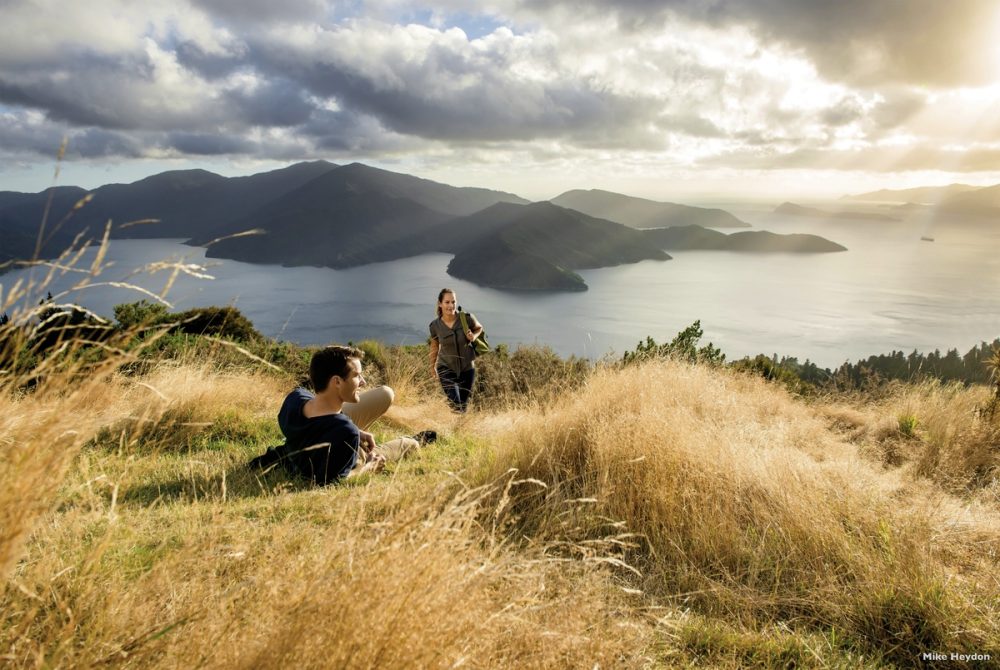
[623,320,725,366]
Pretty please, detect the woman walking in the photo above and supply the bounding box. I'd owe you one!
[429,288,483,412]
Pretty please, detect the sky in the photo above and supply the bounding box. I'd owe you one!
[3,0,1000,201]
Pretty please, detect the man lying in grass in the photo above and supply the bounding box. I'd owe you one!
[251,344,420,484]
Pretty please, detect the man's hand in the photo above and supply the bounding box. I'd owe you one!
[361,453,386,474]
[348,452,386,478]
[359,429,377,455]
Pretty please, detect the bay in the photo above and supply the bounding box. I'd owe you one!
[3,206,998,368]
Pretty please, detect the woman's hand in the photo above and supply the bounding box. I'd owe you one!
[431,367,439,380]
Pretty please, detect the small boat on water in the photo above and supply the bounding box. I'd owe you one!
[920,236,935,242]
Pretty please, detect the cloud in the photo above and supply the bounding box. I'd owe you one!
[697,142,1000,174]
[1,0,999,191]
[0,45,226,131]
[0,111,67,156]
[224,78,315,127]
[301,108,419,152]
[166,132,254,155]
[189,0,326,24]
[0,110,143,158]
[71,129,145,158]
[510,0,1000,88]
[175,40,248,79]
[249,21,672,146]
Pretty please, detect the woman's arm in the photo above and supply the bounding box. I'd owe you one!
[429,337,440,378]
[465,316,484,341]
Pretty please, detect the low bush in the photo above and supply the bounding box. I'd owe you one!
[474,343,592,408]
[169,305,261,341]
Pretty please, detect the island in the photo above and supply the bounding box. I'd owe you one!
[643,224,847,253]
[425,201,671,291]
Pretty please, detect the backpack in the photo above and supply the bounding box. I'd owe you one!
[458,309,491,356]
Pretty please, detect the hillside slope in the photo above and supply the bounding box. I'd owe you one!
[2,311,999,668]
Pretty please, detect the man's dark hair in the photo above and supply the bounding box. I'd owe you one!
[310,345,364,392]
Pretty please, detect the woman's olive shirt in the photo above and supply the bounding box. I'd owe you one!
[429,313,481,374]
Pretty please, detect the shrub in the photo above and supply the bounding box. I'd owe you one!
[169,306,261,342]
[475,343,591,408]
[732,354,807,393]
[897,413,919,437]
[30,305,115,355]
[113,300,170,329]
[622,320,725,366]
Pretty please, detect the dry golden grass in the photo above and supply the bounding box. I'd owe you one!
[835,381,1000,503]
[4,480,652,668]
[2,350,658,668]
[468,360,1000,664]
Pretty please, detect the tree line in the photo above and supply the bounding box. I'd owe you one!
[741,341,1000,391]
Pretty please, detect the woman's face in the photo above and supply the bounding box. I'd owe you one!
[439,292,457,316]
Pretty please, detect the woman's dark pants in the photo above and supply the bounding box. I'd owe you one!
[437,365,476,412]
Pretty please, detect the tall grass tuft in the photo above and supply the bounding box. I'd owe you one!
[852,381,1000,497]
[469,359,999,662]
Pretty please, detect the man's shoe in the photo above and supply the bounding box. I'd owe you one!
[412,430,437,445]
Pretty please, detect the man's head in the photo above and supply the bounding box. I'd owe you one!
[310,345,366,403]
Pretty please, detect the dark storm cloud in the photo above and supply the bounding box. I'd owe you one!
[166,132,254,155]
[0,115,142,158]
[0,116,66,155]
[175,40,248,79]
[70,129,144,158]
[224,78,316,127]
[302,108,420,152]
[0,51,196,131]
[0,48,313,137]
[189,0,326,23]
[516,0,1000,88]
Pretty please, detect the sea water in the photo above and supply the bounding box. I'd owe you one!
[3,207,997,369]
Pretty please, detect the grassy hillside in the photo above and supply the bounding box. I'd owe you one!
[2,306,999,668]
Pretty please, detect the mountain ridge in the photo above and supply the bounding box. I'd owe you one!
[1,163,847,290]
[550,188,749,229]
[843,183,977,203]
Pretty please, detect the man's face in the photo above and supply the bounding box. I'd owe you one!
[335,358,366,404]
